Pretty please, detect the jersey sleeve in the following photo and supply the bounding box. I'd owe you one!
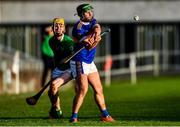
[91,18,98,28]
[72,21,84,41]
[72,19,99,44]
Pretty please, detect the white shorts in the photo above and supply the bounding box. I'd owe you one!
[51,67,71,79]
[70,60,97,78]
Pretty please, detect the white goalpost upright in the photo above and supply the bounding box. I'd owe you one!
[104,55,113,86]
[12,50,20,94]
[129,54,137,84]
[2,61,12,93]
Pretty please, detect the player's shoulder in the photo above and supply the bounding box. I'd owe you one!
[48,36,53,42]
[49,36,54,48]
[74,20,82,30]
[91,18,97,24]
[49,35,54,40]
[64,34,72,39]
[63,34,73,42]
[91,18,100,28]
[48,36,55,45]
[49,36,54,42]
[92,18,97,22]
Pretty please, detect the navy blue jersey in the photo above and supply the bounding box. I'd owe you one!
[72,18,98,63]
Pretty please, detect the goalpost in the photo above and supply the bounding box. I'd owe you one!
[12,50,20,94]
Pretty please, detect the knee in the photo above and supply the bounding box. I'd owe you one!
[79,86,88,97]
[75,85,79,94]
[50,82,59,95]
[95,86,103,95]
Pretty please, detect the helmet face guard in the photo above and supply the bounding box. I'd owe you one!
[76,4,93,18]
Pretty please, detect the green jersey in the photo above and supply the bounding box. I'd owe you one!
[49,34,75,70]
[41,35,54,57]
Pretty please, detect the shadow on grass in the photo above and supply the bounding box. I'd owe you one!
[0,116,49,120]
[0,116,99,120]
[0,116,180,122]
[113,115,180,122]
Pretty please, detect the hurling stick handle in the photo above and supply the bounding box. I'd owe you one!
[63,46,85,64]
[34,80,51,99]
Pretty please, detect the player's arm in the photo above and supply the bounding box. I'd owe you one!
[83,21,102,50]
[84,23,102,45]
[93,23,102,43]
[72,21,101,50]
[72,24,86,49]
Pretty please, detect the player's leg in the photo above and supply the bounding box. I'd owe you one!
[88,63,115,122]
[72,79,80,112]
[70,75,89,122]
[70,61,89,122]
[88,72,106,110]
[48,68,72,119]
[49,71,72,109]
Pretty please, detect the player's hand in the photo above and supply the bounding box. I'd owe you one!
[89,33,96,45]
[94,24,101,43]
[94,33,101,43]
[83,32,95,46]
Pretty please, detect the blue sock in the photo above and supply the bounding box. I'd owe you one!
[102,109,109,117]
[71,113,78,119]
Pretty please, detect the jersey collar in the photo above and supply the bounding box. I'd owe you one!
[80,20,90,25]
[60,34,64,42]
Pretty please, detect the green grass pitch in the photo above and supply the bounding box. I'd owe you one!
[0,75,180,126]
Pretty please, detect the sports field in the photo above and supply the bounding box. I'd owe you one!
[0,75,180,126]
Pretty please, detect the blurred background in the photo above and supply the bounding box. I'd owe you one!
[0,0,180,94]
